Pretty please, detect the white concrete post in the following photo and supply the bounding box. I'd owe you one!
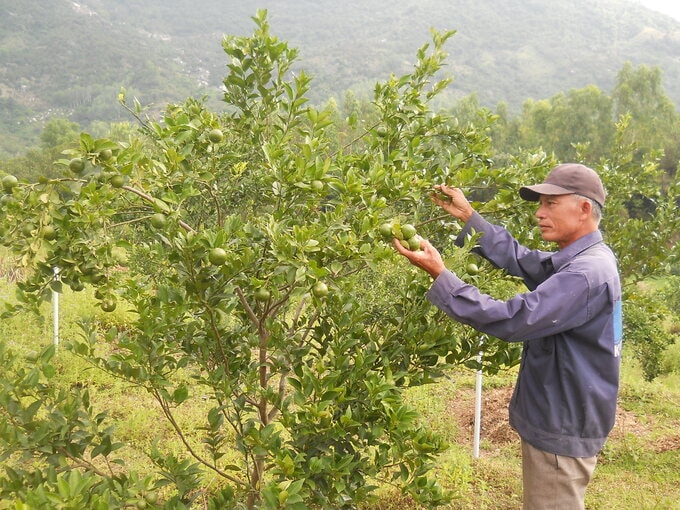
[473,350,483,459]
[52,267,59,349]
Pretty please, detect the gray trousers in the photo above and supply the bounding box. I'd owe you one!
[521,439,597,510]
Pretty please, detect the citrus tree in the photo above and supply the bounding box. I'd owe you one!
[0,11,522,509]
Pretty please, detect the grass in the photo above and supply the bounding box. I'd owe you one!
[1,280,679,509]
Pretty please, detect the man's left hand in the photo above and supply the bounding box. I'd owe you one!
[393,237,447,280]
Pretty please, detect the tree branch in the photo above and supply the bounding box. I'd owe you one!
[153,389,247,487]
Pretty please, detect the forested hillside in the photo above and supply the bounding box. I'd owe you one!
[2,0,680,156]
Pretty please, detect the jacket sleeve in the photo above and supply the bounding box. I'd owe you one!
[458,212,553,290]
[426,269,590,342]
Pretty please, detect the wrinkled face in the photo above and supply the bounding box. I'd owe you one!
[535,194,593,249]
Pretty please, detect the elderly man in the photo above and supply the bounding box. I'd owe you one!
[394,163,622,510]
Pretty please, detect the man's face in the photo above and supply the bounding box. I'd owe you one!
[535,194,591,249]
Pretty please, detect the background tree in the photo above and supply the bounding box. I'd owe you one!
[508,85,614,162]
[39,118,81,150]
[612,63,679,174]
[0,118,81,183]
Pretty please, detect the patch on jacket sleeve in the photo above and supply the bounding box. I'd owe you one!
[613,300,623,357]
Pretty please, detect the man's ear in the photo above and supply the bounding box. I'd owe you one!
[580,197,593,220]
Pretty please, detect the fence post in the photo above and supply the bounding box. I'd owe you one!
[52,267,59,350]
[473,349,483,459]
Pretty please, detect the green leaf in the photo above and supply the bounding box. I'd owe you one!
[172,385,189,404]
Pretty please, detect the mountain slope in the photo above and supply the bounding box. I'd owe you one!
[2,0,680,156]
[86,0,680,107]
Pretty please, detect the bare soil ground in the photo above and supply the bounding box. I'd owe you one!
[445,384,680,453]
[445,385,517,450]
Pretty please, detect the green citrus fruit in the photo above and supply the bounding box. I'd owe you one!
[99,149,113,161]
[208,128,224,143]
[100,298,117,313]
[109,174,126,188]
[21,223,34,236]
[376,126,388,137]
[407,237,422,251]
[312,281,329,298]
[466,263,480,275]
[150,213,167,229]
[378,222,394,240]
[2,174,18,191]
[208,247,228,266]
[311,180,324,192]
[401,224,417,240]
[42,225,57,240]
[0,195,16,206]
[69,280,85,292]
[144,492,158,505]
[254,287,271,302]
[69,158,85,174]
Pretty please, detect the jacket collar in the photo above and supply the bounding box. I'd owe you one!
[550,230,603,271]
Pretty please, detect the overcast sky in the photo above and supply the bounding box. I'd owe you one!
[636,0,680,21]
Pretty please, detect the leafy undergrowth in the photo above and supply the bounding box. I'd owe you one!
[1,281,679,509]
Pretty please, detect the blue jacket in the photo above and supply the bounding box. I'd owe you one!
[427,212,622,457]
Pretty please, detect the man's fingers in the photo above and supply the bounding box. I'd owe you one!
[393,236,423,258]
[432,185,452,201]
[392,237,410,255]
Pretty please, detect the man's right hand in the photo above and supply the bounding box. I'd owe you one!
[432,185,474,223]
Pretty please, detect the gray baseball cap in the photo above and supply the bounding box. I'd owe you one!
[519,163,606,206]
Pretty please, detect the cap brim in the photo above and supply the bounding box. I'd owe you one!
[519,183,573,202]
